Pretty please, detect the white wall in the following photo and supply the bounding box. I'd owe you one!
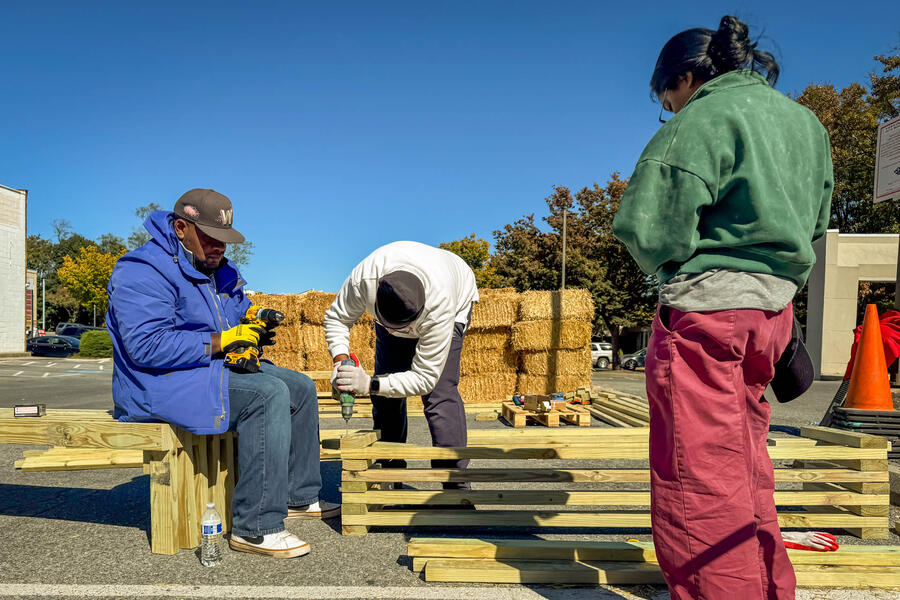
[0,185,26,352]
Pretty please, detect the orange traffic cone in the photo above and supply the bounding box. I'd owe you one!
[844,304,895,411]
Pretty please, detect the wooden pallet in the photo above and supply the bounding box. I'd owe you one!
[501,402,591,427]
[339,426,892,539]
[407,538,900,587]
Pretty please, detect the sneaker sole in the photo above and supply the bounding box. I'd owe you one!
[229,538,311,558]
[286,507,341,520]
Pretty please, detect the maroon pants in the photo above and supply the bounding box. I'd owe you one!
[646,305,796,599]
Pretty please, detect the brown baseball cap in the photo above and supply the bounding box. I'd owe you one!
[173,188,245,243]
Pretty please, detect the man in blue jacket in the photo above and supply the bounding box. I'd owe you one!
[107,188,338,559]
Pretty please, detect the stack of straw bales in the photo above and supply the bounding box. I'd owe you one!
[459,288,520,401]
[247,287,594,400]
[248,291,376,391]
[511,289,594,395]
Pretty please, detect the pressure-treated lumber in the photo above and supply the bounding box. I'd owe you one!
[801,425,893,449]
[500,402,591,428]
[0,417,169,450]
[14,448,143,471]
[407,538,900,567]
[422,558,900,587]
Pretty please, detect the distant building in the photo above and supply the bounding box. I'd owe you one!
[0,184,27,352]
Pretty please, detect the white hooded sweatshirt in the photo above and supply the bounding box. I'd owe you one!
[323,241,479,397]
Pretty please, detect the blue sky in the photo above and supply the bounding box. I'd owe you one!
[3,1,898,292]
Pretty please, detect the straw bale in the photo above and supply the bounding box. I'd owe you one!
[464,328,511,351]
[354,346,376,370]
[519,347,591,376]
[470,289,519,330]
[510,320,592,351]
[301,291,338,325]
[357,311,375,326]
[350,322,376,350]
[245,293,303,326]
[305,350,333,371]
[517,289,594,322]
[460,347,518,375]
[273,326,302,352]
[516,373,592,395]
[458,373,518,403]
[300,324,328,353]
[261,350,305,372]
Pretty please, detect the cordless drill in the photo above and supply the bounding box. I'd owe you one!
[338,353,360,424]
[224,306,285,373]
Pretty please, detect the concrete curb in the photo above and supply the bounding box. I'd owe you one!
[0,352,29,358]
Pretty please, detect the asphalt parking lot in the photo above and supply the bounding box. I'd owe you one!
[0,358,897,599]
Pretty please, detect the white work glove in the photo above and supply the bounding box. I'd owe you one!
[335,363,371,396]
[782,531,839,552]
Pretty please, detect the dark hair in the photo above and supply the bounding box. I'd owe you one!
[650,16,779,96]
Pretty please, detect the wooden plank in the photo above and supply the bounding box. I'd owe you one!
[147,449,179,555]
[14,449,143,471]
[467,428,648,438]
[174,430,198,550]
[213,437,229,526]
[500,403,527,428]
[802,482,890,517]
[801,426,892,449]
[407,538,900,567]
[194,438,210,539]
[349,489,887,507]
[0,408,116,420]
[585,405,641,428]
[768,437,818,447]
[339,431,380,449]
[422,558,900,587]
[343,468,651,483]
[558,405,591,427]
[341,443,650,460]
[0,418,168,450]
[343,509,885,529]
[339,442,884,461]
[593,398,650,421]
[424,559,664,584]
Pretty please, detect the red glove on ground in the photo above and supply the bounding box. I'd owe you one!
[782,531,839,552]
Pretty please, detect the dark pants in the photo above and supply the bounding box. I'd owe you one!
[371,318,469,489]
[227,362,320,537]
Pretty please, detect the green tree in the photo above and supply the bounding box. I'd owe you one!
[127,203,162,249]
[440,234,500,287]
[491,178,656,365]
[47,285,81,323]
[97,233,126,254]
[226,240,255,268]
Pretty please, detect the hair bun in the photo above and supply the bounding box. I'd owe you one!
[708,15,754,72]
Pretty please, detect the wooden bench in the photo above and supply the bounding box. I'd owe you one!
[0,408,235,555]
[339,426,892,539]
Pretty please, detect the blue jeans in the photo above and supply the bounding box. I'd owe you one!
[227,362,320,537]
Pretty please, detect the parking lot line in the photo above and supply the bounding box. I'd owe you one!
[0,584,621,599]
[12,371,22,376]
[22,361,34,365]
[42,372,49,378]
[73,364,81,369]
[46,362,56,366]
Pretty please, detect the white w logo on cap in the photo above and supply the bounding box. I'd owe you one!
[218,209,233,226]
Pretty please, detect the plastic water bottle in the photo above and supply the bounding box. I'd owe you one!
[200,502,222,567]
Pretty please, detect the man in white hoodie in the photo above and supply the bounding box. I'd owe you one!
[324,241,479,489]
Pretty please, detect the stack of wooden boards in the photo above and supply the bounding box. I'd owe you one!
[249,288,594,400]
[339,426,892,539]
[407,538,900,588]
[587,389,651,427]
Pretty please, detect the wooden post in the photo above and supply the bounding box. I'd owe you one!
[340,431,379,536]
[146,427,179,554]
[175,429,198,549]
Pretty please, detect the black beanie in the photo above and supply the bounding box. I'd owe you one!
[375,271,425,329]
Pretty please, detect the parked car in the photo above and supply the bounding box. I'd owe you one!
[621,348,646,370]
[591,342,613,369]
[26,335,80,357]
[56,324,105,339]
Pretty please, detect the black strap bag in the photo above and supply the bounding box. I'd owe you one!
[770,315,814,403]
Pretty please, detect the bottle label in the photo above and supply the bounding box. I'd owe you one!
[202,523,222,535]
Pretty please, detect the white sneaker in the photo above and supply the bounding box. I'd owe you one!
[286,499,341,520]
[229,531,310,558]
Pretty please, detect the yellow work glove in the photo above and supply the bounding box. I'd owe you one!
[221,323,265,353]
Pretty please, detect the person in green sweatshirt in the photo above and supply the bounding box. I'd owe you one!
[613,16,833,600]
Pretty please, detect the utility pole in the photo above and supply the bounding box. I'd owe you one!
[41,277,45,331]
[561,205,567,290]
[93,305,96,327]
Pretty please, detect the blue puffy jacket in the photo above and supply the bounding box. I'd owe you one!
[107,210,251,434]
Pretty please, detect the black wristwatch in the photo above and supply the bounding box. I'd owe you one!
[369,377,380,394]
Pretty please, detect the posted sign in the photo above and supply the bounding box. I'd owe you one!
[874,115,900,203]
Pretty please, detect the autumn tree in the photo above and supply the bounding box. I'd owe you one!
[440,234,500,287]
[491,177,656,365]
[57,246,126,318]
[127,203,162,249]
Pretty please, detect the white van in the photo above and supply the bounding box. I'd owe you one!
[591,342,613,369]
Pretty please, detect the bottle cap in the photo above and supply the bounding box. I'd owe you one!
[206,502,215,508]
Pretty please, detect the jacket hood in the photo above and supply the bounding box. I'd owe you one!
[685,69,768,109]
[142,210,245,291]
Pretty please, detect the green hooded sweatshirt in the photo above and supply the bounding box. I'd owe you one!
[612,70,833,289]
